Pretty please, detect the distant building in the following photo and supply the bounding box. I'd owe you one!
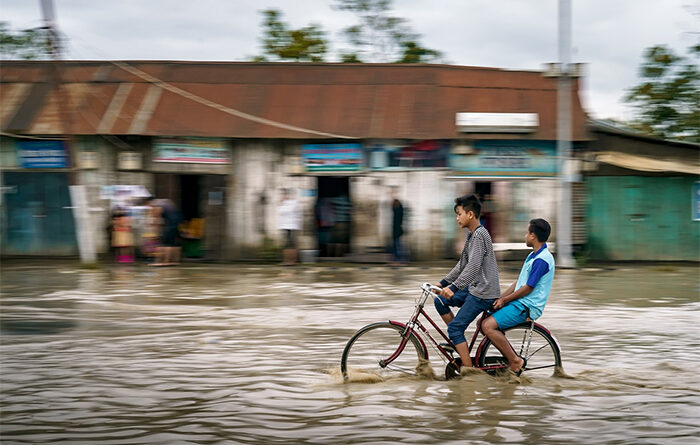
[0,60,591,260]
[582,120,699,261]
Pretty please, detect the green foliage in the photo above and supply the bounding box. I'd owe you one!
[0,21,53,60]
[334,0,442,63]
[624,44,700,142]
[396,40,441,64]
[257,9,327,62]
[340,52,362,63]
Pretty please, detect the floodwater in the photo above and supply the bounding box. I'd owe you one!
[1,260,698,444]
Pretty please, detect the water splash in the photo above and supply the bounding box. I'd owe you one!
[415,358,436,380]
[459,366,487,377]
[553,366,575,379]
[326,366,386,384]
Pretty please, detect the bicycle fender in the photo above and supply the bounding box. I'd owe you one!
[388,320,429,360]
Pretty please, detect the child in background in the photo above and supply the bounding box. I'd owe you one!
[112,209,134,263]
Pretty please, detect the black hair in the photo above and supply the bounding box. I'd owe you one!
[529,218,551,242]
[454,194,482,219]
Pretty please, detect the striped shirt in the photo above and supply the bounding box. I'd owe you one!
[441,225,500,300]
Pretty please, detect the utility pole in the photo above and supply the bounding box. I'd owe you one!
[556,0,575,268]
[40,0,96,265]
[40,0,72,167]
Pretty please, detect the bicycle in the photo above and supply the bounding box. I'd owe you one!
[341,283,562,381]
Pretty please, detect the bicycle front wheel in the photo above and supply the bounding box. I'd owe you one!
[476,323,562,378]
[341,322,428,382]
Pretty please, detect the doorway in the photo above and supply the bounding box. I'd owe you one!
[315,176,351,257]
[154,173,226,260]
[474,181,496,236]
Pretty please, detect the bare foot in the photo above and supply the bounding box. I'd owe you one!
[509,356,526,374]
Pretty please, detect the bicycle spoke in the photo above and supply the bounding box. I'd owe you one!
[525,343,549,359]
[477,323,561,378]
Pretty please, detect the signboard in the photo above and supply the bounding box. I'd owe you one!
[118,152,142,170]
[456,112,539,133]
[153,137,231,164]
[100,185,151,206]
[369,140,448,170]
[16,140,69,168]
[694,181,700,221]
[450,140,557,177]
[301,143,363,172]
[79,151,99,169]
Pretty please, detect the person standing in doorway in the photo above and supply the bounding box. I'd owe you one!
[111,208,135,263]
[152,199,182,266]
[390,187,407,265]
[329,194,352,257]
[279,188,302,266]
[143,201,163,264]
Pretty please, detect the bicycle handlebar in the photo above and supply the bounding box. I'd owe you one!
[421,283,443,294]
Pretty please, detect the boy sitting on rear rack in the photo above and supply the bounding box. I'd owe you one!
[481,218,556,376]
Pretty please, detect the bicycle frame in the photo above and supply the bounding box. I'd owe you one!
[382,283,517,373]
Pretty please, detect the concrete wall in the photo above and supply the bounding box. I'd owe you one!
[76,137,152,254]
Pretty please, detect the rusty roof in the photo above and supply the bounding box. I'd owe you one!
[0,60,589,140]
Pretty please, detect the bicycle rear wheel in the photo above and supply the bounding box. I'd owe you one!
[341,322,428,382]
[476,323,562,378]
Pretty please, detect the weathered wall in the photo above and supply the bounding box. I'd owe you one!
[586,176,699,261]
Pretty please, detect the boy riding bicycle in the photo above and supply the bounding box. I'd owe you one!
[433,194,500,373]
[481,218,556,375]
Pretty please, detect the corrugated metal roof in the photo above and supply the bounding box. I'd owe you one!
[0,61,590,140]
[589,119,700,148]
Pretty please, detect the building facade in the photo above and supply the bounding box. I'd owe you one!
[582,121,699,261]
[0,61,590,260]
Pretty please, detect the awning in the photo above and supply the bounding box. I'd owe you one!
[595,151,700,175]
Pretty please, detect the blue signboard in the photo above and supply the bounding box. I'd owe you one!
[302,143,364,172]
[450,140,557,177]
[16,140,69,168]
[694,181,700,221]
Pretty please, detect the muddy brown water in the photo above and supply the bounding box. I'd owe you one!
[1,261,698,444]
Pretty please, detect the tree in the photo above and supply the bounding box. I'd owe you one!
[256,9,328,62]
[624,44,700,141]
[333,0,442,63]
[396,40,442,64]
[0,21,53,60]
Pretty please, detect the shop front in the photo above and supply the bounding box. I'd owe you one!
[1,140,77,256]
[301,143,363,258]
[149,137,230,261]
[448,140,559,246]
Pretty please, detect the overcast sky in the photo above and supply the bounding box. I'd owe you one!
[3,0,698,121]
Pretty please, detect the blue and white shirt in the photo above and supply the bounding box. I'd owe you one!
[515,244,555,319]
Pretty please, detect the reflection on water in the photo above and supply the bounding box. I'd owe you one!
[1,262,699,443]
